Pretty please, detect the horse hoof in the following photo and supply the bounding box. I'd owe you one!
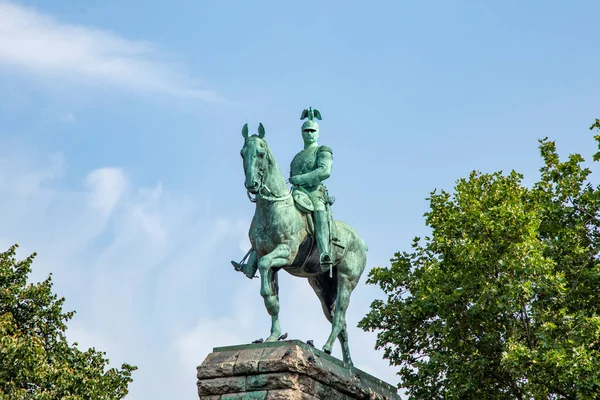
[265,333,280,342]
[323,348,331,355]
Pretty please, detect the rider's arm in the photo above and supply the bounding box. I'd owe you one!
[298,146,333,187]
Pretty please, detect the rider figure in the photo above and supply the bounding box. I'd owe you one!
[288,107,333,268]
[231,107,333,277]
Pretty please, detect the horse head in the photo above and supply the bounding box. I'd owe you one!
[240,123,271,194]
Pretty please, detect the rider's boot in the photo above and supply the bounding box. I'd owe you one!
[314,210,332,267]
[231,249,259,279]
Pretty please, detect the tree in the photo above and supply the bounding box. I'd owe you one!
[359,124,600,399]
[0,244,136,399]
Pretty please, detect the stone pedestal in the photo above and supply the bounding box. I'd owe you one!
[197,340,400,400]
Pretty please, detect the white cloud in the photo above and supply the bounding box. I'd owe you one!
[0,142,253,399]
[85,167,128,216]
[174,316,245,375]
[0,1,222,101]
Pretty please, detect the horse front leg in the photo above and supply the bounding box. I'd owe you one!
[258,244,291,342]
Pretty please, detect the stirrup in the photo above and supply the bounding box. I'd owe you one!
[320,253,333,278]
[232,248,253,272]
[231,260,243,271]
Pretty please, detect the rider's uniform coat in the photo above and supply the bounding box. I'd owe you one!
[289,145,333,212]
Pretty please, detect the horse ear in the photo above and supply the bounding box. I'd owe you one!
[242,123,249,139]
[258,123,265,138]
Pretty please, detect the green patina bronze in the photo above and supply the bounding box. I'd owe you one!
[231,108,367,367]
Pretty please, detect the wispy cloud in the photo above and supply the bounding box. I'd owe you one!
[85,167,128,216]
[0,141,248,399]
[0,1,222,101]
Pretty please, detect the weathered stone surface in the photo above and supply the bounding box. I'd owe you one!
[296,374,316,395]
[246,372,299,391]
[258,344,305,373]
[234,347,265,375]
[197,395,220,400]
[197,341,400,400]
[197,350,240,379]
[222,391,268,399]
[197,376,246,396]
[265,389,318,400]
[310,379,354,400]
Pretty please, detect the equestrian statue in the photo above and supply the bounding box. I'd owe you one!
[231,107,367,367]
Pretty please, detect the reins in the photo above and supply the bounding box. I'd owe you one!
[245,143,292,203]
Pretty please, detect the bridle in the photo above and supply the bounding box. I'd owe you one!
[247,185,292,203]
[244,141,292,203]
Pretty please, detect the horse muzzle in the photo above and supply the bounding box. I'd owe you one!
[245,181,260,194]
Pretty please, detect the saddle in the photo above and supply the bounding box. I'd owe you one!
[292,187,336,214]
[292,187,336,236]
[290,188,345,274]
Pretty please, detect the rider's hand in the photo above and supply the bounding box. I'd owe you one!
[289,175,304,186]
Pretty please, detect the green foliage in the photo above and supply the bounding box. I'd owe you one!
[589,118,600,162]
[360,124,600,399]
[0,245,136,399]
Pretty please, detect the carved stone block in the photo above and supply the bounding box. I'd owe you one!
[197,340,400,399]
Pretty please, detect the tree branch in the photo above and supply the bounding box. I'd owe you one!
[519,299,533,349]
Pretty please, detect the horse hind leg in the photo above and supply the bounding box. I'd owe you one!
[323,254,364,367]
[337,324,351,367]
[307,274,336,324]
[307,273,354,363]
[321,278,353,365]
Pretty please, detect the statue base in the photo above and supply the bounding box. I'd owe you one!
[197,340,400,399]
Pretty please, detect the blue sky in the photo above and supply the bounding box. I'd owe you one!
[1,0,599,398]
